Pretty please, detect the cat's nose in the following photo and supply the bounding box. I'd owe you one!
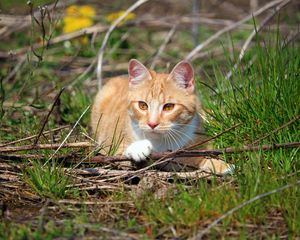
[148,122,159,129]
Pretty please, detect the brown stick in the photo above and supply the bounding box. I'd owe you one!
[70,167,211,179]
[0,126,69,147]
[187,123,242,149]
[34,87,65,145]
[81,142,300,164]
[250,115,300,145]
[0,142,93,153]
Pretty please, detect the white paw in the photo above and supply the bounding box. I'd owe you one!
[124,140,153,162]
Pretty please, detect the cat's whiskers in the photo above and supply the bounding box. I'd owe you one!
[163,133,171,150]
[168,130,183,149]
[165,132,174,150]
[173,122,198,128]
[170,127,194,142]
[172,129,186,147]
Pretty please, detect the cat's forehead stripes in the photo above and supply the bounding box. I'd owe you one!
[145,73,171,103]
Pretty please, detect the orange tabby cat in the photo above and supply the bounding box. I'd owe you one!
[91,59,233,174]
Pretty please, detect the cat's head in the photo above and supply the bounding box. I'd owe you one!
[127,59,199,137]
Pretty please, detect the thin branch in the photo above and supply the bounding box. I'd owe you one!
[70,167,212,180]
[250,114,300,145]
[187,123,242,150]
[57,199,133,206]
[34,87,65,145]
[3,56,26,83]
[0,142,93,153]
[74,142,300,164]
[150,23,178,69]
[0,125,68,147]
[0,24,108,59]
[0,0,77,39]
[96,0,150,88]
[185,0,285,61]
[47,105,90,161]
[193,179,300,239]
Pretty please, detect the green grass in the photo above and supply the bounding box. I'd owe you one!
[23,160,77,199]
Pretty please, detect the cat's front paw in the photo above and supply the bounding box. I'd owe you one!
[124,140,153,162]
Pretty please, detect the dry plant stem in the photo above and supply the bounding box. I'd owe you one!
[47,105,91,162]
[71,167,211,180]
[193,179,300,240]
[0,126,68,147]
[250,114,300,145]
[0,142,93,153]
[68,58,97,89]
[84,142,300,164]
[3,56,26,83]
[34,87,65,145]
[187,123,242,150]
[96,0,150,88]
[150,23,178,69]
[0,141,298,158]
[0,24,108,58]
[57,199,133,205]
[0,0,77,39]
[185,0,285,60]
[225,0,292,79]
[0,154,41,160]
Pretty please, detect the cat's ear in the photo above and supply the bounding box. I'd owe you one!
[128,59,151,86]
[169,61,195,93]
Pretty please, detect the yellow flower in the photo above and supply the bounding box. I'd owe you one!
[78,6,96,18]
[63,5,96,44]
[106,10,136,25]
[63,17,93,33]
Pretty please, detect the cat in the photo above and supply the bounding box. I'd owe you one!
[91,59,233,174]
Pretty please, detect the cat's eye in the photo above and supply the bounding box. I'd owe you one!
[138,101,148,111]
[163,103,175,111]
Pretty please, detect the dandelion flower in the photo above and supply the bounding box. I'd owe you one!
[105,10,136,26]
[63,5,96,44]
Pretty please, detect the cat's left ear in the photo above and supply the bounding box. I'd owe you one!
[128,59,151,86]
[169,61,195,93]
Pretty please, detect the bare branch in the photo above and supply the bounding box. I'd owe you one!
[150,23,178,69]
[96,0,150,89]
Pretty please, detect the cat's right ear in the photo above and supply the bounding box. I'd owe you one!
[128,59,151,86]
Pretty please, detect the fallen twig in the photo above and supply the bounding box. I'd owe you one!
[74,142,300,164]
[57,199,134,206]
[34,87,65,145]
[187,123,242,149]
[0,125,68,147]
[70,167,212,180]
[47,105,90,162]
[0,142,93,153]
